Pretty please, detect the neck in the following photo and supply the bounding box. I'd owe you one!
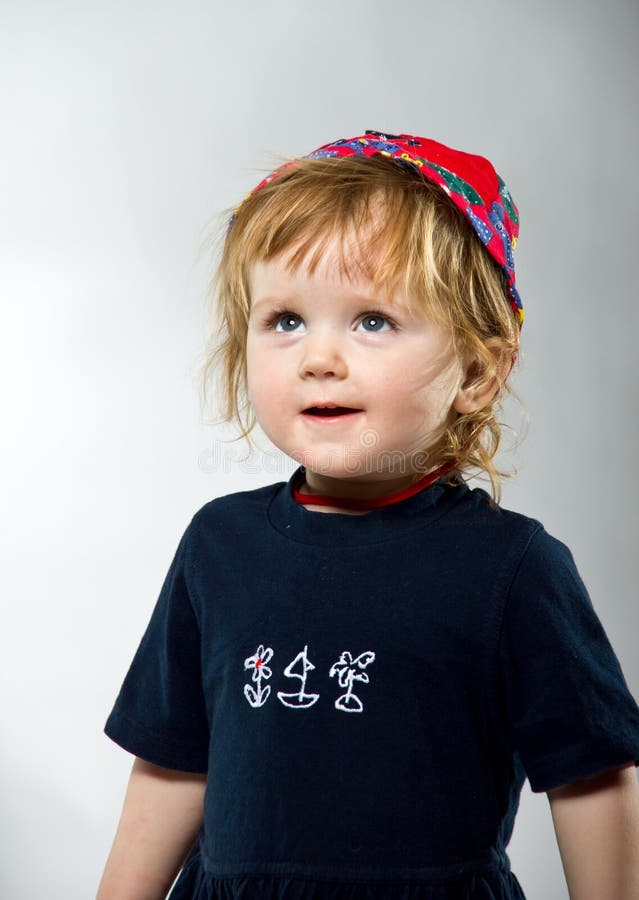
[293,460,459,512]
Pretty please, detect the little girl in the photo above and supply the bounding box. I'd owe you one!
[98,130,639,899]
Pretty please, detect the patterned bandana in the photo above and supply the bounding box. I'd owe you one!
[228,129,523,329]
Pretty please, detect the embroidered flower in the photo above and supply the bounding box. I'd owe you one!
[244,644,273,682]
[243,644,274,708]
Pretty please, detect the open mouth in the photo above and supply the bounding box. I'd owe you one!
[303,407,362,416]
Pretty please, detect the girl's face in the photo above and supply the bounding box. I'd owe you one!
[246,232,470,494]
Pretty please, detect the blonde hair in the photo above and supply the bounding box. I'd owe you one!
[197,153,525,507]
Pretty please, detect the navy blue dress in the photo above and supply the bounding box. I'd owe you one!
[104,467,639,898]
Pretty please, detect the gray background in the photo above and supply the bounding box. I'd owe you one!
[1,1,637,897]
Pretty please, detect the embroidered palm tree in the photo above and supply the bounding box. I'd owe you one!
[243,643,273,708]
[329,650,376,713]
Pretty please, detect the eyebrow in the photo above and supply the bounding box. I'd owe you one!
[250,294,404,312]
[251,297,289,311]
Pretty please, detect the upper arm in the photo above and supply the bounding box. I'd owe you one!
[547,762,639,899]
[97,758,207,900]
[124,756,208,837]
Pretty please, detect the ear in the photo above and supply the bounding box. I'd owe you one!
[453,341,516,415]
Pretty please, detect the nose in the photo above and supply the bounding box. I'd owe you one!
[298,333,348,379]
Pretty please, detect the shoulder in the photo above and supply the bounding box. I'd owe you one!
[193,478,283,518]
[453,485,587,597]
[468,484,578,549]
[453,482,546,557]
[187,477,285,539]
[496,509,595,635]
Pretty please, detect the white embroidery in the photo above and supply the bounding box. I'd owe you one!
[329,650,376,713]
[277,645,320,709]
[243,643,273,708]
[243,643,377,713]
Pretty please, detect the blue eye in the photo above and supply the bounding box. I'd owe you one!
[358,314,394,333]
[264,309,398,333]
[271,312,301,333]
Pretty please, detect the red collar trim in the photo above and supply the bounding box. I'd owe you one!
[292,460,460,511]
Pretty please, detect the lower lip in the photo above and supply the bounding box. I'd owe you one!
[301,410,363,425]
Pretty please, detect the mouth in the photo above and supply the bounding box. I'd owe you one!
[302,406,362,416]
[301,406,364,425]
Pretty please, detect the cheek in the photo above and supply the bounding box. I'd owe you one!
[381,358,462,420]
[247,338,285,371]
[246,342,274,395]
[246,349,289,425]
[246,350,268,416]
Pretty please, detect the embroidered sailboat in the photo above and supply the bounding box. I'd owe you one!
[277,645,320,709]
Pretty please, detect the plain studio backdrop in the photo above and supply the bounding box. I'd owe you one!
[1,1,637,897]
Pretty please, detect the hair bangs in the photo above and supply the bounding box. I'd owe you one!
[235,162,452,324]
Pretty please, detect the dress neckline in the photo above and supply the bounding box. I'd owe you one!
[267,464,469,547]
[292,460,459,511]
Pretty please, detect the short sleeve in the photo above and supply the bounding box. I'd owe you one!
[498,525,639,793]
[104,516,209,773]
